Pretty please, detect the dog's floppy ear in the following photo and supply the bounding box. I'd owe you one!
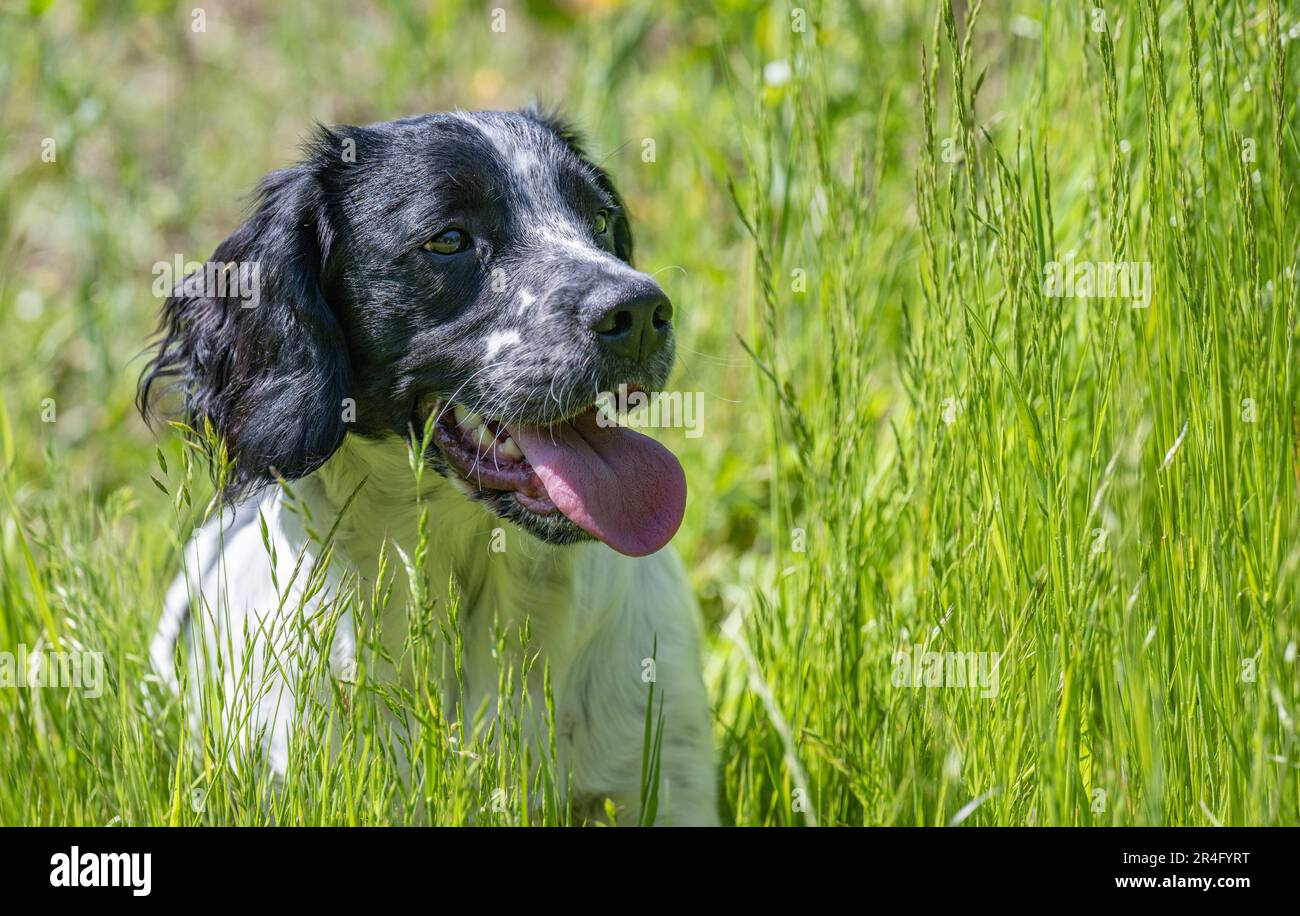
[139,140,350,492]
[522,104,636,264]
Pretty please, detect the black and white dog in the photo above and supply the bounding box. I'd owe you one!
[139,109,717,825]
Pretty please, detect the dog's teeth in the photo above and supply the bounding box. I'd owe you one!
[497,435,523,460]
[454,405,484,430]
[473,425,494,448]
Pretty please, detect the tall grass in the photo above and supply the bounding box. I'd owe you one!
[1,0,1297,825]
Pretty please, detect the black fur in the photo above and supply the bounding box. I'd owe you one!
[139,108,675,541]
[139,151,349,487]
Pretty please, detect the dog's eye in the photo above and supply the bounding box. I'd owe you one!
[421,229,471,255]
[592,210,610,236]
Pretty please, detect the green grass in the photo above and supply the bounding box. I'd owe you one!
[1,0,1298,825]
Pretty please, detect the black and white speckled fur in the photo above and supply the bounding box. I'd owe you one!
[140,109,717,825]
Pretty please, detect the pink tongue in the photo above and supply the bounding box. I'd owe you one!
[507,409,686,557]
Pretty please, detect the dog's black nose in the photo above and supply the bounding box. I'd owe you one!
[590,288,673,362]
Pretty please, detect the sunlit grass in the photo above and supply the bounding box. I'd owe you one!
[1,0,1297,826]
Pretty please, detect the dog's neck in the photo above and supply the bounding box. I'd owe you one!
[296,433,588,647]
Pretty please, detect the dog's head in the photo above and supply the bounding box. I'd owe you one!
[139,109,685,556]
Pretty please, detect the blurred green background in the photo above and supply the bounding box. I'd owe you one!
[1,0,772,568]
[0,0,898,596]
[0,0,943,630]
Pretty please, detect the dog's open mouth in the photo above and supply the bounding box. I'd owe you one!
[412,394,686,557]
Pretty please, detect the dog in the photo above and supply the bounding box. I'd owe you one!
[138,108,718,825]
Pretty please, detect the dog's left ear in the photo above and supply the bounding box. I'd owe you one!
[139,133,351,492]
[522,104,636,264]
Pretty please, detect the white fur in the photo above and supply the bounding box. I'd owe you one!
[151,433,718,825]
[485,329,521,358]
